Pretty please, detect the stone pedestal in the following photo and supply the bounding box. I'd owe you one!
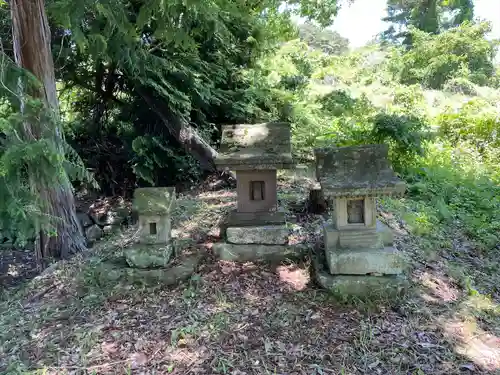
[314,145,408,298]
[324,220,405,275]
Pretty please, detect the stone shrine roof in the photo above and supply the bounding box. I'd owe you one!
[133,187,176,215]
[216,122,294,170]
[315,144,406,197]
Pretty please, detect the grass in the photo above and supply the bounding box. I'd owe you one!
[0,172,499,374]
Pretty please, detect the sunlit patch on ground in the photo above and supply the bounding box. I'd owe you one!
[276,264,310,291]
[417,271,461,303]
[444,317,500,371]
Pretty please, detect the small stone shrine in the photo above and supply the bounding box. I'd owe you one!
[125,187,176,269]
[212,122,300,261]
[314,144,408,296]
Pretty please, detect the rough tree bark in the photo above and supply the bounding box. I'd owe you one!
[11,0,87,260]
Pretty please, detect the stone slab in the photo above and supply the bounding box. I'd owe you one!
[226,225,290,245]
[325,246,406,275]
[125,244,173,269]
[314,261,409,298]
[212,243,306,262]
[315,144,406,197]
[324,225,383,250]
[324,221,394,250]
[96,254,202,286]
[133,187,176,215]
[216,122,294,170]
[227,210,286,227]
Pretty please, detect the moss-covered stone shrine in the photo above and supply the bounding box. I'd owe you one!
[314,144,408,297]
[125,187,176,269]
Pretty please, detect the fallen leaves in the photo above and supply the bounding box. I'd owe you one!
[2,181,500,375]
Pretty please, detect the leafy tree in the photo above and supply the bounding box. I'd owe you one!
[45,0,343,178]
[297,21,349,55]
[383,0,474,45]
[390,22,497,89]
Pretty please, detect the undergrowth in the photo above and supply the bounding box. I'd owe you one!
[260,31,499,255]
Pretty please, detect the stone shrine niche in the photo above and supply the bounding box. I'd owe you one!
[347,198,364,224]
[250,180,265,201]
[149,222,158,235]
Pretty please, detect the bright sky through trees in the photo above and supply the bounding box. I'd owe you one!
[331,0,500,47]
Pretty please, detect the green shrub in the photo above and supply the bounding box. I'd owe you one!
[392,22,498,89]
[371,112,428,170]
[443,77,478,96]
[436,99,500,150]
[403,143,500,251]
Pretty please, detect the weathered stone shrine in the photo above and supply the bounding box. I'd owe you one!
[314,144,408,296]
[212,122,301,261]
[125,187,176,269]
[96,187,201,286]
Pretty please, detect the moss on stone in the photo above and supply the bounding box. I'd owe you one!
[133,187,176,215]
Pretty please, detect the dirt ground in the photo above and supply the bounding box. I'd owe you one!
[1,176,499,374]
[0,246,38,288]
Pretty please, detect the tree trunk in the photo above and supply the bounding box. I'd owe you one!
[136,87,219,173]
[11,0,87,260]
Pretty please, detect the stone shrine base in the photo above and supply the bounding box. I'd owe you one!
[215,211,306,262]
[226,210,286,227]
[95,251,202,286]
[213,242,306,262]
[226,225,289,245]
[316,220,409,298]
[314,261,409,298]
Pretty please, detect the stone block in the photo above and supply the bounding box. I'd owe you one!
[227,210,286,226]
[96,253,202,286]
[216,122,294,170]
[125,244,173,269]
[226,225,289,245]
[315,271,409,298]
[323,225,382,250]
[377,220,394,246]
[325,247,406,275]
[338,229,382,249]
[212,243,306,262]
[85,224,103,242]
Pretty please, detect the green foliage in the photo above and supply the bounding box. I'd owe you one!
[404,144,500,251]
[383,0,474,45]
[443,77,478,95]
[297,21,349,55]
[257,34,499,254]
[371,112,428,169]
[436,99,500,177]
[391,22,498,89]
[40,0,343,191]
